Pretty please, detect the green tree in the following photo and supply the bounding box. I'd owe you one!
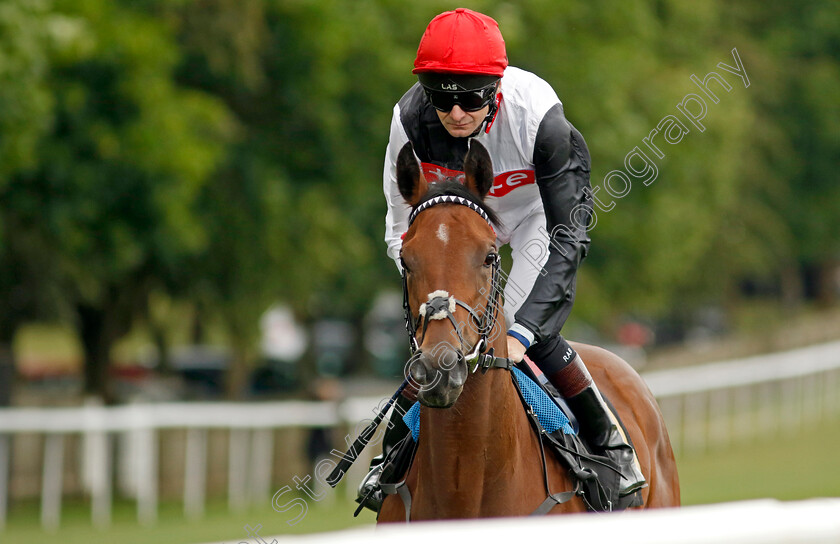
[0,0,64,403]
[739,0,840,305]
[3,0,234,401]
[155,0,425,385]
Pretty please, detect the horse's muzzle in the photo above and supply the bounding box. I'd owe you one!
[409,344,467,408]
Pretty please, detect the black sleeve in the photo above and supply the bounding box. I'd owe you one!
[513,103,593,343]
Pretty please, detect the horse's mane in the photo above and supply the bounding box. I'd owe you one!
[413,181,503,230]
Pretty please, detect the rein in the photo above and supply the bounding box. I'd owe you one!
[326,193,509,493]
[336,192,579,518]
[389,193,583,519]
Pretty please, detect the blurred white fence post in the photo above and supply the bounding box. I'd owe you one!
[249,428,274,505]
[802,374,817,428]
[40,433,64,531]
[826,370,838,417]
[642,340,840,457]
[228,428,249,511]
[733,385,753,445]
[0,434,9,530]
[82,400,112,529]
[758,381,777,436]
[136,426,158,526]
[709,388,730,450]
[683,392,707,454]
[184,428,208,519]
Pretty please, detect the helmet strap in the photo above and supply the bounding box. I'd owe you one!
[483,91,502,134]
[466,88,502,138]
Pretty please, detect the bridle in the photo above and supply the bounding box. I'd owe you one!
[399,193,505,372]
[387,198,584,522]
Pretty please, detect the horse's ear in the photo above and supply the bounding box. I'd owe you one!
[396,142,428,206]
[464,140,494,200]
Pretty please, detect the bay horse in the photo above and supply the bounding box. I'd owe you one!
[377,141,679,522]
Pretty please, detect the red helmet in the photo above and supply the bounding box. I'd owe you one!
[413,8,508,78]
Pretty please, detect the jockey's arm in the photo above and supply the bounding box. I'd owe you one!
[508,103,593,348]
[383,105,411,271]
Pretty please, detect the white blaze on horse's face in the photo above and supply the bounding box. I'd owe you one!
[436,223,449,245]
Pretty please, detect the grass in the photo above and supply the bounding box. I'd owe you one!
[676,418,840,504]
[3,419,839,543]
[3,494,375,544]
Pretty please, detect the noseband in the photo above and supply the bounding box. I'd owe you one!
[400,194,504,372]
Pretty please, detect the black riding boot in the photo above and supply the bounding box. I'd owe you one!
[528,336,646,498]
[564,380,647,497]
[356,395,413,512]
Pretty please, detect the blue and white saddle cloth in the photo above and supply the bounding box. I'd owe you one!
[403,366,576,441]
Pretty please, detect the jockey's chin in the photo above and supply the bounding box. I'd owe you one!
[436,105,488,138]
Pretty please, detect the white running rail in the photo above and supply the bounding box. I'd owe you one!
[0,340,838,529]
[202,499,840,544]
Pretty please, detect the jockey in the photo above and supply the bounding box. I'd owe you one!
[358,8,645,512]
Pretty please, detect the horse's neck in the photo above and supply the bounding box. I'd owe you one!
[422,367,520,442]
[415,355,539,517]
[419,331,517,457]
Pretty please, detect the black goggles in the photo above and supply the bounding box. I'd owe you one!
[424,84,497,112]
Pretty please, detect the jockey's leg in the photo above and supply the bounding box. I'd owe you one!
[356,392,414,512]
[527,335,646,497]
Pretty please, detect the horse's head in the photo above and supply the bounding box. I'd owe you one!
[397,141,503,408]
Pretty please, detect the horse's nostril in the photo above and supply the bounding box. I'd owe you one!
[409,356,428,384]
[448,363,467,389]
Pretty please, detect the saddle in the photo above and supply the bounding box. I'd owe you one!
[377,361,643,516]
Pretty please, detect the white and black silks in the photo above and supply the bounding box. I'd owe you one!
[383,66,593,349]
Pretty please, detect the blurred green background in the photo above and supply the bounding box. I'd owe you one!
[1,0,838,402]
[1,0,839,541]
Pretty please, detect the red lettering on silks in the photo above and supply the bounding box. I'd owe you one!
[421,163,465,184]
[489,170,535,197]
[419,164,535,197]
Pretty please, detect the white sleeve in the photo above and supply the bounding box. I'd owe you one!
[383,103,411,269]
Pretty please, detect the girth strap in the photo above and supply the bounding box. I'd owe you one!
[510,370,588,515]
[380,480,413,522]
[396,485,413,523]
[381,465,577,521]
[530,489,579,516]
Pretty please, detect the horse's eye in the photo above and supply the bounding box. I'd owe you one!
[484,252,498,267]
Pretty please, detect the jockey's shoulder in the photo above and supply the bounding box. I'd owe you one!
[500,66,562,118]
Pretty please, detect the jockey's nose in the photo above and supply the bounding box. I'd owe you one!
[449,104,467,120]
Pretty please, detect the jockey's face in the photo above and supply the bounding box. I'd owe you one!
[436,104,489,138]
